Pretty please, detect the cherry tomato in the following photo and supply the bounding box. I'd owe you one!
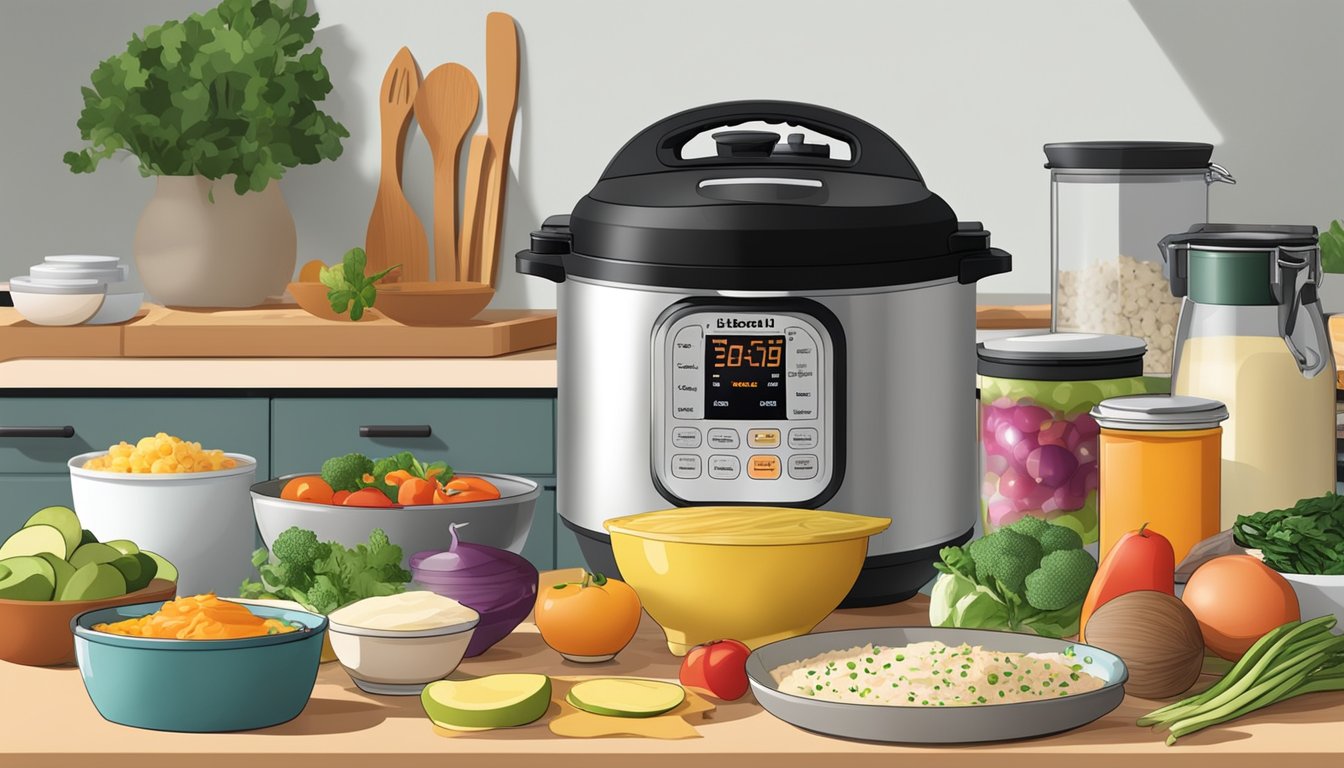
[398,477,437,505]
[679,639,752,700]
[280,476,334,505]
[331,490,352,505]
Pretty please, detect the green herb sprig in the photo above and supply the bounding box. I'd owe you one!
[320,248,397,321]
[1233,492,1344,575]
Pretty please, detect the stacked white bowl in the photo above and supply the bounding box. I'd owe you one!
[9,255,144,326]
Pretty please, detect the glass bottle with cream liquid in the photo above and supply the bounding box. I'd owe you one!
[1164,225,1335,528]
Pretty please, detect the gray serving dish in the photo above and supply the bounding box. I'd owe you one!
[746,626,1127,744]
[251,472,539,567]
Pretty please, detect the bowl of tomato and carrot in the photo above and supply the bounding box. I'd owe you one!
[249,464,541,569]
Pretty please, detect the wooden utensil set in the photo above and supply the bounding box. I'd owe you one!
[364,12,520,298]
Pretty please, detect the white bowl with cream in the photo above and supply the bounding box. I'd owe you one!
[327,591,479,696]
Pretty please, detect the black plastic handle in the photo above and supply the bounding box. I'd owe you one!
[0,426,75,438]
[599,100,922,181]
[359,425,432,438]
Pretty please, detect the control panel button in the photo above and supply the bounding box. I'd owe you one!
[747,454,781,480]
[784,326,818,420]
[747,428,781,448]
[672,454,702,479]
[672,427,702,449]
[788,454,819,480]
[708,455,741,480]
[707,428,740,449]
[788,427,819,450]
[672,325,704,420]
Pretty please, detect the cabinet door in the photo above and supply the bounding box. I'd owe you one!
[0,398,270,477]
[270,398,554,477]
[0,476,74,535]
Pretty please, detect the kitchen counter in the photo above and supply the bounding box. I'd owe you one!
[3,572,1339,767]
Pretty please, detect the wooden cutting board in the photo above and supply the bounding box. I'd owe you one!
[0,306,555,361]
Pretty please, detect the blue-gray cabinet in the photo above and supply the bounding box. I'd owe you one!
[0,393,581,570]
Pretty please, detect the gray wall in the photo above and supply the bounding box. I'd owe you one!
[1,0,1340,308]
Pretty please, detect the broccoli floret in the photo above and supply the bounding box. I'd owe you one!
[1037,524,1084,554]
[367,527,391,552]
[304,582,341,614]
[1006,516,1050,542]
[968,529,1042,595]
[271,526,331,575]
[321,453,373,493]
[1024,549,1097,611]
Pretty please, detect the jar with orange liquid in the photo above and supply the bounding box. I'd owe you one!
[1090,395,1228,565]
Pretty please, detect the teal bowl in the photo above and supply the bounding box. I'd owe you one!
[72,600,327,732]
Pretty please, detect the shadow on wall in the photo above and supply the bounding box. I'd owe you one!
[1130,0,1344,227]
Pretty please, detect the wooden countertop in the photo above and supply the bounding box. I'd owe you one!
[2,574,1339,767]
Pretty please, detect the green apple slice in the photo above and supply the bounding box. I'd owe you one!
[69,543,122,570]
[142,551,177,583]
[0,556,57,601]
[36,553,76,598]
[0,524,68,561]
[422,674,552,731]
[22,506,81,559]
[104,539,140,557]
[59,563,126,601]
[565,679,685,718]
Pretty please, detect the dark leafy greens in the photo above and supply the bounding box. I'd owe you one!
[1233,493,1344,575]
[64,0,348,194]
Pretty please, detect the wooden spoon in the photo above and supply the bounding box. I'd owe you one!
[414,64,480,283]
[365,47,429,283]
[458,135,493,282]
[478,12,520,289]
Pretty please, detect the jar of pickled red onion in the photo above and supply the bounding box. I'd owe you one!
[977,333,1150,547]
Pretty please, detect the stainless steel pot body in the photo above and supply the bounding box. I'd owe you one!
[555,274,978,603]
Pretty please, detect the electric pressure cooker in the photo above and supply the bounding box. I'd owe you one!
[517,101,1012,606]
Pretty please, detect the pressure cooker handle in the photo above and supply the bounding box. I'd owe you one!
[515,214,571,283]
[598,100,923,181]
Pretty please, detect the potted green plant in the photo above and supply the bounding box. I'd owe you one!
[65,0,348,308]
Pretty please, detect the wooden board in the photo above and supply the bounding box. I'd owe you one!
[121,305,556,359]
[0,307,136,360]
[976,303,1051,329]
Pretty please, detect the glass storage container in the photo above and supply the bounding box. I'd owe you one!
[1164,224,1335,527]
[1091,394,1228,565]
[978,333,1149,546]
[1046,141,1234,375]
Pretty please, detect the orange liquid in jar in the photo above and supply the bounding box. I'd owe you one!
[1098,426,1221,564]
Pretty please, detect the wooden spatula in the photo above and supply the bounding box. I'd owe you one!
[414,64,479,283]
[458,134,493,282]
[365,47,429,283]
[478,12,520,289]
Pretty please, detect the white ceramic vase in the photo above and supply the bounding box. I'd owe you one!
[134,175,297,308]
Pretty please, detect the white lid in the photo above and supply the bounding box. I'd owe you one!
[1091,394,1229,431]
[978,332,1147,361]
[43,255,121,266]
[30,263,126,283]
[9,275,107,295]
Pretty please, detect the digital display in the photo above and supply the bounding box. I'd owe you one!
[705,335,786,419]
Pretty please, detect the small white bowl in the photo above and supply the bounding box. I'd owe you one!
[43,254,121,267]
[9,276,105,325]
[328,614,479,696]
[30,263,128,284]
[86,286,144,325]
[1282,573,1344,632]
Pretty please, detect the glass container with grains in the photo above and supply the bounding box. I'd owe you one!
[1046,142,1234,375]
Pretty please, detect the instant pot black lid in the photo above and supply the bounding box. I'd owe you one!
[516,101,1011,291]
[1160,223,1319,249]
[1043,141,1214,170]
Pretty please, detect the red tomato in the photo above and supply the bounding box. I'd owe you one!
[342,488,395,507]
[331,490,351,505]
[679,639,752,700]
[398,477,437,505]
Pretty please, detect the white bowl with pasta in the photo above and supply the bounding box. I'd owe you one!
[68,451,257,597]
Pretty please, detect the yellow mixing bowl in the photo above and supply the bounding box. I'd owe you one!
[605,506,890,655]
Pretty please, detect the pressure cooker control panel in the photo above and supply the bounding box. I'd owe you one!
[651,300,844,507]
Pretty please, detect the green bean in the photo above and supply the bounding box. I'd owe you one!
[1166,667,1309,744]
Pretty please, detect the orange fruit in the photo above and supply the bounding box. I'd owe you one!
[280,475,334,505]
[298,259,326,283]
[535,571,642,659]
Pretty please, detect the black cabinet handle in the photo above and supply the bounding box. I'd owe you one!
[359,425,432,438]
[0,426,75,438]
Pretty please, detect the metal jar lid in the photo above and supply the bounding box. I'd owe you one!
[976,333,1146,382]
[1091,395,1229,431]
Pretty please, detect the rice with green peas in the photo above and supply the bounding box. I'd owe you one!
[770,641,1105,706]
